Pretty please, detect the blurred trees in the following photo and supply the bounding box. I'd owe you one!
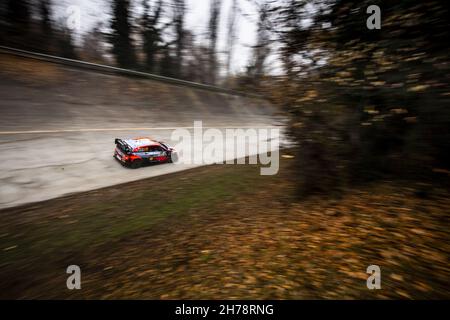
[173,0,186,78]
[2,0,32,50]
[247,1,271,86]
[229,1,273,93]
[107,0,221,83]
[208,0,222,84]
[271,0,450,196]
[225,0,238,77]
[80,23,107,64]
[141,0,163,73]
[0,0,77,58]
[5,0,31,42]
[183,32,212,84]
[110,0,137,68]
[38,0,52,51]
[0,0,231,85]
[56,26,77,59]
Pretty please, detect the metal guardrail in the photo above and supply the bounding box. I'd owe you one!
[0,45,263,99]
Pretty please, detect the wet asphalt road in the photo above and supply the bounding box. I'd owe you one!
[0,58,283,208]
[0,125,283,209]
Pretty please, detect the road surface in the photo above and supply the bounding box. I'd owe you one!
[0,56,283,208]
[0,125,284,209]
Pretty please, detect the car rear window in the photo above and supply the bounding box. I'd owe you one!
[116,142,131,154]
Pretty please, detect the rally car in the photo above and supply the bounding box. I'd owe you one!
[114,137,176,168]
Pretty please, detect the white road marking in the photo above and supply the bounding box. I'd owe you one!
[0,126,279,135]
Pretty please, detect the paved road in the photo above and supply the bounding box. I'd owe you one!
[0,126,283,209]
[0,58,284,208]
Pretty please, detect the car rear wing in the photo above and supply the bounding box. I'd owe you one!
[158,141,173,151]
[115,138,132,154]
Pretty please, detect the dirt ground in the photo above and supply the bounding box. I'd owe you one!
[0,156,449,299]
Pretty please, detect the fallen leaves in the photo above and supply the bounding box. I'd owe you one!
[0,162,449,299]
[3,245,17,251]
[390,274,404,281]
[75,180,447,299]
[407,84,430,92]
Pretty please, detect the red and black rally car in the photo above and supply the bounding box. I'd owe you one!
[114,137,176,168]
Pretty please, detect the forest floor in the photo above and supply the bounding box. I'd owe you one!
[0,154,449,299]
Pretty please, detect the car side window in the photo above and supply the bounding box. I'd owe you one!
[149,146,164,153]
[137,146,150,152]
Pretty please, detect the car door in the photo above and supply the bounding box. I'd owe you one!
[149,146,168,162]
[133,146,151,159]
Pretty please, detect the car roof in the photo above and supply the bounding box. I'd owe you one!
[124,138,160,149]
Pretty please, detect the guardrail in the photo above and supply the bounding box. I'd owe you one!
[0,45,263,99]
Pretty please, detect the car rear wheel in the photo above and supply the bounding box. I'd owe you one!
[130,159,143,169]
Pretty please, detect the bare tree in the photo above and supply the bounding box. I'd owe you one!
[183,31,210,83]
[4,0,31,48]
[141,0,164,72]
[172,0,185,77]
[208,0,222,84]
[81,22,107,63]
[248,1,271,84]
[225,0,238,77]
[109,0,136,68]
